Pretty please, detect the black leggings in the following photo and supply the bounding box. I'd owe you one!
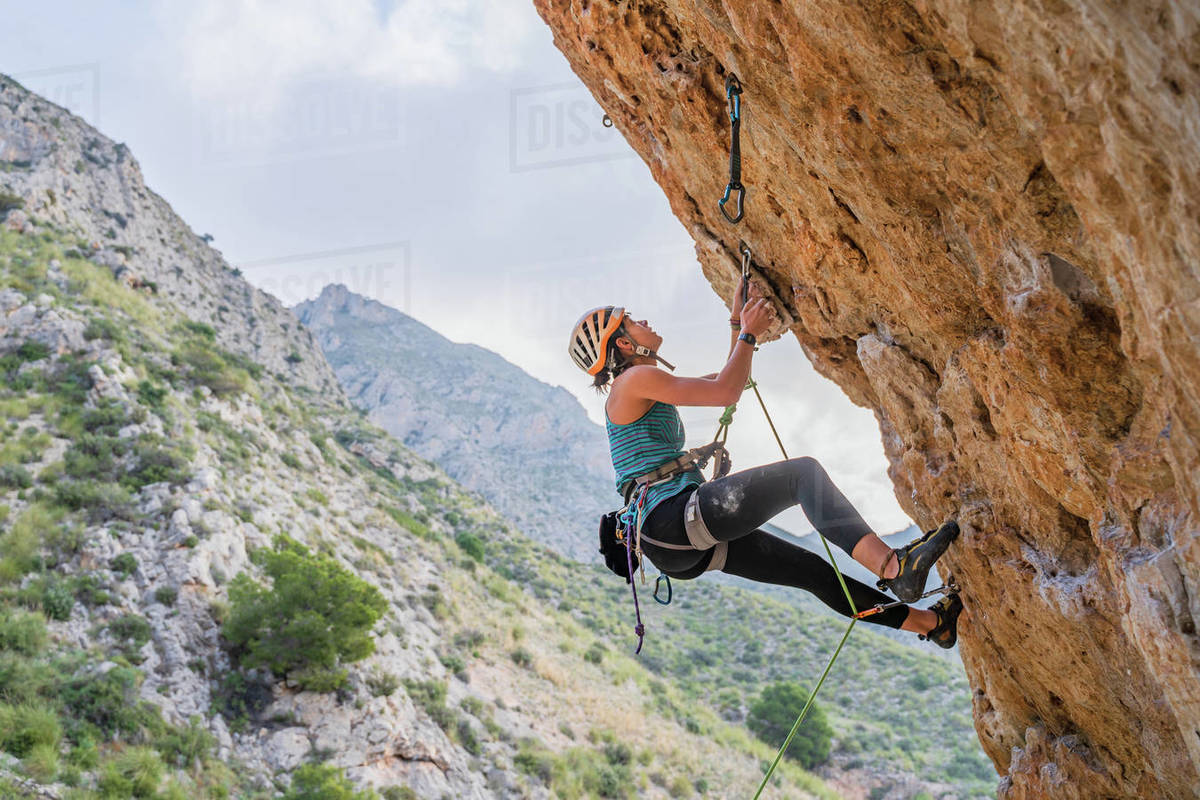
[638,457,909,629]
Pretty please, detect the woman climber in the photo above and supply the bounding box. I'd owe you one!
[567,282,963,646]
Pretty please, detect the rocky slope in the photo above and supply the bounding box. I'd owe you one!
[532,1,1200,797]
[294,285,612,563]
[0,74,846,799]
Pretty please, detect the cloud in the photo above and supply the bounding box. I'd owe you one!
[158,0,537,101]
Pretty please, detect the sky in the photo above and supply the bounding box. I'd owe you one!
[2,0,912,536]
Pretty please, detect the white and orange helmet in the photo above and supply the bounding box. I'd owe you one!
[569,306,627,375]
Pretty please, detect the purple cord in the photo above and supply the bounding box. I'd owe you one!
[625,533,645,654]
[624,485,648,654]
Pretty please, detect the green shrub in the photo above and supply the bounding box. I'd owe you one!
[511,648,533,668]
[137,380,168,412]
[124,435,193,488]
[0,464,33,488]
[24,740,58,782]
[156,715,215,768]
[306,488,328,505]
[514,740,554,782]
[223,536,386,690]
[0,340,50,373]
[173,341,249,397]
[0,609,47,655]
[382,506,431,539]
[83,318,124,342]
[47,357,94,405]
[0,701,61,758]
[0,653,55,703]
[180,321,216,341]
[0,191,24,213]
[81,400,129,435]
[280,452,302,470]
[54,479,134,521]
[63,433,126,480]
[381,787,417,800]
[110,552,138,577]
[42,578,75,620]
[455,531,485,562]
[213,671,273,732]
[61,665,163,740]
[97,746,164,798]
[403,679,453,730]
[366,669,400,697]
[73,573,112,606]
[746,681,833,769]
[106,613,152,661]
[155,585,178,607]
[456,717,481,755]
[282,763,378,800]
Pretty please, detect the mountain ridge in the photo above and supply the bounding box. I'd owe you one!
[296,283,614,562]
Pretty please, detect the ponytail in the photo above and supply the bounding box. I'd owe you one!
[591,344,631,394]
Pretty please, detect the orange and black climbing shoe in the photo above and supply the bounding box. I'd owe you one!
[876,520,960,603]
[920,592,963,649]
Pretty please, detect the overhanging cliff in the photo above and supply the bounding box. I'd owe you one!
[532,1,1200,796]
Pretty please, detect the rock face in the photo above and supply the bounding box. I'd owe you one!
[532,1,1199,797]
[295,284,614,562]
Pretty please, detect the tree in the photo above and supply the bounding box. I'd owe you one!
[747,681,834,769]
[283,764,378,800]
[223,536,387,691]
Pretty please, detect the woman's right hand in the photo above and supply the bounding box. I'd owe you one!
[740,297,772,338]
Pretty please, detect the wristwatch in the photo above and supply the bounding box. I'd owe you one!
[737,331,757,348]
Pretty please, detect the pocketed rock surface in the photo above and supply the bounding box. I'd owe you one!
[533,1,1200,796]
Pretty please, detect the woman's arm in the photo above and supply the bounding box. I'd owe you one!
[620,296,772,408]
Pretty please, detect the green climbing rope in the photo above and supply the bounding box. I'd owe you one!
[739,377,861,796]
[752,620,857,799]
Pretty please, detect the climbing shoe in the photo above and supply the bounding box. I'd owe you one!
[919,592,963,649]
[876,520,960,603]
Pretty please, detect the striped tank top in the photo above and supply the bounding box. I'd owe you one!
[606,400,703,527]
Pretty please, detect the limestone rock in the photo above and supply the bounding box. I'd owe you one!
[533,1,1200,796]
[0,74,345,401]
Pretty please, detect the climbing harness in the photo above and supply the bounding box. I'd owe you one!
[718,73,745,223]
[610,438,732,652]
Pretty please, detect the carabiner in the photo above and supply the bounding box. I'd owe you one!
[653,574,672,605]
[720,182,745,223]
[725,73,743,119]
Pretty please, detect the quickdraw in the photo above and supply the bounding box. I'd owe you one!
[718,73,745,223]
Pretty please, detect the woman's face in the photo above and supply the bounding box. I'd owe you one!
[620,314,663,353]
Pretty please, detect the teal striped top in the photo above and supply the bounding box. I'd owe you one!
[606,401,702,527]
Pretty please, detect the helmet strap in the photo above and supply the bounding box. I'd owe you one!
[632,343,675,372]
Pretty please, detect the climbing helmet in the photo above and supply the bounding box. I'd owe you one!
[569,306,626,375]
